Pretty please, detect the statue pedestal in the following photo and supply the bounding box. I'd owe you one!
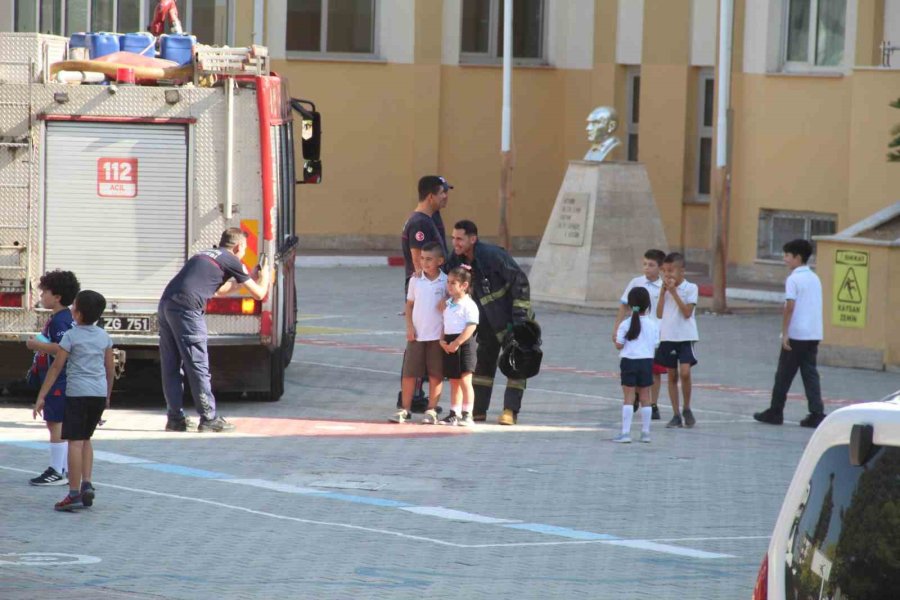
[530,161,668,309]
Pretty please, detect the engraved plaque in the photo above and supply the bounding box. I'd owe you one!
[549,193,589,246]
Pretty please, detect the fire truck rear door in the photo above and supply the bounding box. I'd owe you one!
[44,122,188,308]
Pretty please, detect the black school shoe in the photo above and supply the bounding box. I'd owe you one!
[165,416,197,432]
[198,416,236,432]
[799,413,826,428]
[753,408,784,425]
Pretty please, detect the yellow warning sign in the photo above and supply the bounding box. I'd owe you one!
[832,249,868,328]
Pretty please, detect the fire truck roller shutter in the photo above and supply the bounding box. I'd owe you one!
[45,122,188,303]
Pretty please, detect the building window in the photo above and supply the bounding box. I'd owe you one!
[696,69,715,199]
[784,0,847,68]
[757,209,837,260]
[286,0,377,56]
[15,1,141,36]
[460,0,545,63]
[626,67,640,162]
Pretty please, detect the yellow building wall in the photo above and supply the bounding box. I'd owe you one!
[234,0,255,47]
[848,69,900,224]
[729,74,852,268]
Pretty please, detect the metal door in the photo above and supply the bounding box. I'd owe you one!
[44,122,187,306]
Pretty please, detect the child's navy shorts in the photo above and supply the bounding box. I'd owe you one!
[43,387,66,423]
[620,358,654,388]
[62,397,105,441]
[654,341,698,368]
[443,334,476,379]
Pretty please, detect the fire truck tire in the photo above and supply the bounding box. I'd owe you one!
[282,283,297,367]
[264,346,285,402]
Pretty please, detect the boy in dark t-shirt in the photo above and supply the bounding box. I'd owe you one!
[27,270,80,486]
[159,228,271,433]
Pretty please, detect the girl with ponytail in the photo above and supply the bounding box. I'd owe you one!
[612,287,659,443]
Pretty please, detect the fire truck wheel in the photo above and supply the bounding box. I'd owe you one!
[263,346,285,402]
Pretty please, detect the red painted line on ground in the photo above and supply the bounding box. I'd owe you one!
[228,417,467,438]
[298,339,864,407]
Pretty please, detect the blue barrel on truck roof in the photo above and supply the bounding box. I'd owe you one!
[69,32,87,49]
[120,32,156,57]
[87,32,121,58]
[159,34,196,66]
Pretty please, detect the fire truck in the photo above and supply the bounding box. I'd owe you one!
[0,32,321,401]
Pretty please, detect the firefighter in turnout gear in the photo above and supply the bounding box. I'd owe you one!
[446,220,534,425]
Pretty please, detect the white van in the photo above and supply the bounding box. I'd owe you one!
[752,393,900,599]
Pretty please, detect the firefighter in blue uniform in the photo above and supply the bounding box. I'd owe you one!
[158,228,271,432]
[446,219,534,425]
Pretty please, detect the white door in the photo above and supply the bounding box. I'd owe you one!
[44,122,188,307]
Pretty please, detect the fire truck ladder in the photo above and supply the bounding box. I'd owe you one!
[0,59,35,296]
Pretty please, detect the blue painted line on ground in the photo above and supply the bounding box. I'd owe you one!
[1,441,49,451]
[134,463,233,480]
[0,440,733,558]
[502,523,620,540]
[315,491,412,508]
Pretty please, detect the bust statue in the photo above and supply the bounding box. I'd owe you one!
[584,106,622,162]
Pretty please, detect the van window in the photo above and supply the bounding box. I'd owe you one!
[784,444,900,599]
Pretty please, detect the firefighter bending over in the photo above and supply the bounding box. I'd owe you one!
[158,228,271,432]
[446,220,534,425]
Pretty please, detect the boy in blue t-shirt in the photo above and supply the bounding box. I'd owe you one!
[27,270,79,486]
[35,290,114,511]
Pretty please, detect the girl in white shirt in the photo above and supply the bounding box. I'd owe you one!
[439,266,480,426]
[613,287,660,443]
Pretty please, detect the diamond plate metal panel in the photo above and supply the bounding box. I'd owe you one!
[0,33,68,83]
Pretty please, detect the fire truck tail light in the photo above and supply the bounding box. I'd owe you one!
[0,292,23,308]
[752,553,768,600]
[205,297,260,315]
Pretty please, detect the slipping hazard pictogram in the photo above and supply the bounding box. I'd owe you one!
[832,249,868,329]
[836,267,862,303]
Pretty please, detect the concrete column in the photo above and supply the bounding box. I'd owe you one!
[640,0,693,248]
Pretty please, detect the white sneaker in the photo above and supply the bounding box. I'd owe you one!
[389,409,411,423]
[611,434,632,443]
[640,432,652,443]
[459,412,475,427]
[421,409,439,425]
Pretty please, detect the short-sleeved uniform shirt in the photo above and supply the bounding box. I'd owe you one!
[785,266,823,341]
[659,280,699,342]
[432,210,448,257]
[407,272,447,341]
[401,211,444,280]
[620,276,663,321]
[616,315,660,359]
[37,308,76,391]
[161,249,250,310]
[59,325,113,397]
[443,295,480,335]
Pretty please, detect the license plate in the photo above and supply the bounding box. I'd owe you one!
[100,316,152,332]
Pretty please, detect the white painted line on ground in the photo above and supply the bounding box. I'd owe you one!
[603,539,733,559]
[0,463,740,558]
[224,478,327,495]
[399,506,522,524]
[0,464,464,548]
[649,535,770,542]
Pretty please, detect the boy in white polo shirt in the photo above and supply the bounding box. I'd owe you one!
[656,252,699,429]
[612,249,666,420]
[754,239,826,428]
[391,242,447,424]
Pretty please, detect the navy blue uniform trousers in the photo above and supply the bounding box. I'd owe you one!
[158,298,217,420]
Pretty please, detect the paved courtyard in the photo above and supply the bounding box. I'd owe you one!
[1,266,897,599]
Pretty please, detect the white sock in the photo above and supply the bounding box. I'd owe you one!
[621,405,633,435]
[451,401,462,415]
[50,442,68,474]
[640,407,652,433]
